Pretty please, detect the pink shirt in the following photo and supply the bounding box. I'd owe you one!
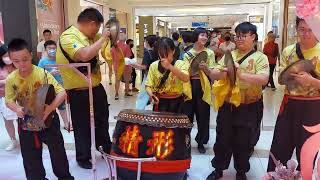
[111,41,133,73]
[0,65,15,97]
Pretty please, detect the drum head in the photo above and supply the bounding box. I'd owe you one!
[190,51,208,76]
[107,19,120,46]
[224,51,236,86]
[115,109,193,128]
[279,60,316,90]
[34,84,56,128]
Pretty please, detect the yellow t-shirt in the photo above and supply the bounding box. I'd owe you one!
[56,26,102,90]
[5,65,64,129]
[145,60,191,99]
[281,43,320,96]
[217,50,269,104]
[183,48,216,106]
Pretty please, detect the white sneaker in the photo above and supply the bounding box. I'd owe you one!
[5,140,18,151]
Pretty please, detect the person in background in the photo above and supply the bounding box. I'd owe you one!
[38,40,72,131]
[6,38,73,180]
[126,39,139,92]
[208,35,223,62]
[172,32,182,60]
[56,8,112,169]
[131,35,159,80]
[111,32,133,99]
[219,32,236,53]
[180,31,194,60]
[263,32,279,90]
[263,31,274,45]
[37,29,52,59]
[183,27,216,154]
[0,44,18,151]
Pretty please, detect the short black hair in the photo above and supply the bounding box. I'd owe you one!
[8,38,31,53]
[44,40,57,49]
[77,8,104,24]
[126,39,133,44]
[192,27,207,43]
[158,37,175,58]
[0,44,8,68]
[182,31,193,43]
[43,29,51,34]
[235,22,257,35]
[172,32,180,41]
[296,17,304,28]
[145,35,158,48]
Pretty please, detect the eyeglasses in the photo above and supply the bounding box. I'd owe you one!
[234,34,252,41]
[297,28,313,35]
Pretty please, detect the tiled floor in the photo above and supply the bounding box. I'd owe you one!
[0,70,285,180]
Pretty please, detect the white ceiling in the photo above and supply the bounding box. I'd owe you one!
[129,0,273,7]
[135,3,266,17]
[157,15,248,28]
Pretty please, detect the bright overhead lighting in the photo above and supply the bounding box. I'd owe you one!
[175,7,225,13]
[158,14,167,16]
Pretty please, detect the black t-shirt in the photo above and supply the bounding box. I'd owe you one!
[142,49,157,78]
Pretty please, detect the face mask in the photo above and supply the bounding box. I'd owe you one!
[2,57,12,65]
[130,44,134,48]
[225,36,231,41]
[48,49,56,57]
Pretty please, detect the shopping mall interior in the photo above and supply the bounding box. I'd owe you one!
[0,0,316,179]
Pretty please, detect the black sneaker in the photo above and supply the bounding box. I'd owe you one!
[236,173,247,180]
[198,144,206,154]
[77,160,92,169]
[206,170,223,180]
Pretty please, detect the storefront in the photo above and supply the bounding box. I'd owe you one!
[35,0,65,41]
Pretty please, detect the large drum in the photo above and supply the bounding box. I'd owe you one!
[111,109,193,178]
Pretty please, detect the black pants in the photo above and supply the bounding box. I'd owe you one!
[131,68,137,88]
[250,98,264,148]
[183,79,210,145]
[211,100,263,173]
[154,96,184,113]
[19,114,73,180]
[68,84,112,162]
[268,97,320,171]
[268,64,276,88]
[117,167,186,180]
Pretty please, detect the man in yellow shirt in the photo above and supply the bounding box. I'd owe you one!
[145,37,190,113]
[183,27,216,154]
[204,22,269,180]
[268,17,320,172]
[56,8,111,169]
[5,38,73,180]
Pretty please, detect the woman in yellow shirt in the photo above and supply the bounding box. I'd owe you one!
[183,27,216,154]
[145,37,190,113]
[268,17,320,172]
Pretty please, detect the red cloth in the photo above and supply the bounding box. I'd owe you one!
[263,41,279,65]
